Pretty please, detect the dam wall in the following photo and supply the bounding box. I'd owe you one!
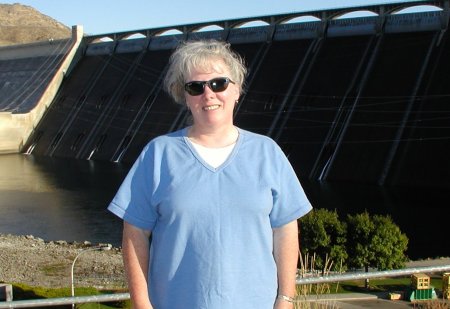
[3,6,449,187]
[0,26,84,154]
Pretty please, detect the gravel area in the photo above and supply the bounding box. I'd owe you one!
[1,233,449,291]
[0,234,126,289]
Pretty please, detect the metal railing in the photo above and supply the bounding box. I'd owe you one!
[0,293,130,308]
[1,264,449,308]
[296,264,450,284]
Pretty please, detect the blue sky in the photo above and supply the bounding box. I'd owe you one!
[2,0,431,35]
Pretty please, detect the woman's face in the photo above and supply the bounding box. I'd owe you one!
[184,60,240,130]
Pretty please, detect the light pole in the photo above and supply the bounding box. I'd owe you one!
[71,244,112,309]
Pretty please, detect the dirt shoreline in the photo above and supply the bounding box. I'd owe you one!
[0,234,126,289]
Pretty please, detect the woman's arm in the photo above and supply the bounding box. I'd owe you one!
[122,222,153,309]
[273,220,299,309]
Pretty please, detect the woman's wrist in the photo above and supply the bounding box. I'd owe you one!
[276,294,296,303]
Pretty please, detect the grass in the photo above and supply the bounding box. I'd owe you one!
[11,283,130,309]
[12,283,104,299]
[41,263,68,277]
[78,303,131,309]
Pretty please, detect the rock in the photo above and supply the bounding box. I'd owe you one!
[0,234,126,289]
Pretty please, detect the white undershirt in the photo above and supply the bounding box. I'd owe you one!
[189,141,236,168]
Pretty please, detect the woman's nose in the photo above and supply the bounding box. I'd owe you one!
[202,83,215,96]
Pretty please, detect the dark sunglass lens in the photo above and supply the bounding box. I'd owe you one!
[185,82,204,96]
[185,78,232,95]
[209,78,228,92]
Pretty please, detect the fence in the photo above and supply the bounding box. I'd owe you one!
[1,264,449,308]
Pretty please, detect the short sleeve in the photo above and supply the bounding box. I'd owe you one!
[107,143,159,231]
[269,147,312,228]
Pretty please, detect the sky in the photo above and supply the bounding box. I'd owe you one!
[1,0,433,35]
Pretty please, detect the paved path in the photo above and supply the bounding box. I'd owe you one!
[406,257,450,268]
[303,292,413,308]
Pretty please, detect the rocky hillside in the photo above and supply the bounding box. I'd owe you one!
[0,3,71,46]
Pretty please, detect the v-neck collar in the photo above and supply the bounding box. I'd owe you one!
[182,127,242,173]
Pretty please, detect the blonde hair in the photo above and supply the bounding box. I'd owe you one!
[163,40,247,105]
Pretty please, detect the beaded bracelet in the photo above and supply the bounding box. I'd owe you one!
[277,294,295,303]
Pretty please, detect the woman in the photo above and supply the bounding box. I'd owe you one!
[108,40,312,309]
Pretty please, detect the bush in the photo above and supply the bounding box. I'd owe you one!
[346,211,408,271]
[299,209,347,272]
[299,209,409,272]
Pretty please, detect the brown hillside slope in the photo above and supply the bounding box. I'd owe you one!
[0,3,71,46]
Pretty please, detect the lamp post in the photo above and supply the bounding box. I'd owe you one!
[70,244,112,309]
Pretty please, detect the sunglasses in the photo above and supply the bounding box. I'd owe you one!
[184,77,235,96]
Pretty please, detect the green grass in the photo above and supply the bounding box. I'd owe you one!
[11,283,130,309]
[12,283,101,299]
[41,263,67,276]
[78,303,130,309]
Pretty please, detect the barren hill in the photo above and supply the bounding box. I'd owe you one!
[0,3,71,46]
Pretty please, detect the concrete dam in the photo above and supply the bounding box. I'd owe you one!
[1,1,449,189]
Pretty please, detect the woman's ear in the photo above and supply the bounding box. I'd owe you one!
[234,86,240,102]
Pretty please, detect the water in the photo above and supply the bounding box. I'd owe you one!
[0,154,448,259]
[0,154,128,247]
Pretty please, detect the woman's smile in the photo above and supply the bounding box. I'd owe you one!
[203,104,221,111]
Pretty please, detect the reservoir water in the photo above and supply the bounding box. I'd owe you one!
[0,153,448,260]
[0,154,126,247]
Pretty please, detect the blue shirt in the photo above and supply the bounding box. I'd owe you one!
[108,127,312,309]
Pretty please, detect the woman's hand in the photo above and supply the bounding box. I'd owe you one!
[274,298,295,309]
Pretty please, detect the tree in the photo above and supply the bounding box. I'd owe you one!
[346,211,409,272]
[299,209,347,272]
[345,212,375,273]
[370,214,409,270]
